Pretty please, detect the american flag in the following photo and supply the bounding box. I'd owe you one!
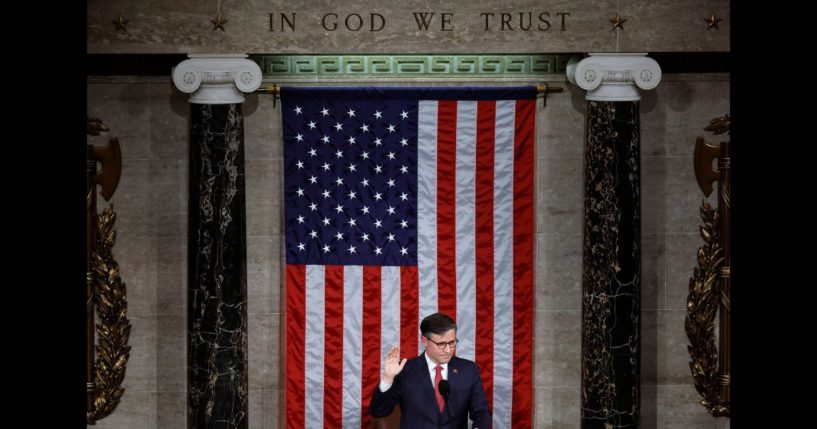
[282,87,536,428]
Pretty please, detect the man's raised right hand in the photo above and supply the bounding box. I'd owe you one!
[382,345,408,385]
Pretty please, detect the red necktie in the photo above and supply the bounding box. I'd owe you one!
[434,365,445,412]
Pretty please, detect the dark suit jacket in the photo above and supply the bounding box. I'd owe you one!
[370,353,491,429]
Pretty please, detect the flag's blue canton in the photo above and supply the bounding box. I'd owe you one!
[283,94,418,266]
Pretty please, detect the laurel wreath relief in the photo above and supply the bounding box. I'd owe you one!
[684,196,729,417]
[88,203,132,422]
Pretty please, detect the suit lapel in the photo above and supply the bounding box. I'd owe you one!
[447,356,461,410]
[414,352,443,416]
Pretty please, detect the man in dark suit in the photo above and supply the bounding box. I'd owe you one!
[370,312,492,428]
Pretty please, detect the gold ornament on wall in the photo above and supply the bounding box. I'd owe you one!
[211,1,228,31]
[610,13,626,30]
[87,118,131,423]
[705,12,722,30]
[112,15,129,32]
[211,14,228,31]
[686,114,730,417]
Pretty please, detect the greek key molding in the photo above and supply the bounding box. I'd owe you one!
[172,54,263,104]
[250,54,571,80]
[566,53,661,101]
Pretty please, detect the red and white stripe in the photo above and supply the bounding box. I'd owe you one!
[285,98,535,429]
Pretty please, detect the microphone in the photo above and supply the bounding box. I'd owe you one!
[438,380,452,427]
[438,379,450,399]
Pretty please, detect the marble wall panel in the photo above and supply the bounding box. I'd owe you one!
[656,310,695,385]
[665,233,704,310]
[535,310,582,388]
[536,233,583,311]
[87,83,151,160]
[96,158,187,238]
[154,391,187,428]
[618,0,730,52]
[245,159,283,237]
[664,79,731,157]
[665,157,714,234]
[248,387,264,429]
[641,233,665,311]
[658,385,723,429]
[149,82,190,160]
[641,156,667,236]
[247,236,279,315]
[262,389,282,429]
[641,383,658,429]
[90,390,153,429]
[536,156,583,234]
[536,85,586,159]
[244,93,283,161]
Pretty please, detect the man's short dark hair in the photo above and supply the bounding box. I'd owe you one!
[420,312,457,337]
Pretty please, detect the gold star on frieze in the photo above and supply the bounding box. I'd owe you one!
[705,11,722,30]
[211,14,228,31]
[112,15,129,32]
[610,13,627,31]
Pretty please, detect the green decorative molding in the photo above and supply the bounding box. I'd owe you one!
[250,54,573,80]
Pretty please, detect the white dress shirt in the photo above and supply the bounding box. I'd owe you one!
[423,353,448,386]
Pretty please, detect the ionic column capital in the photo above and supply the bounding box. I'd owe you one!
[172,54,262,104]
[567,53,661,101]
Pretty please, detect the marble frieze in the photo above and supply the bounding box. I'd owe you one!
[88,0,729,54]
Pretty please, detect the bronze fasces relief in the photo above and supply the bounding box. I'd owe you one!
[87,117,131,423]
[686,114,730,417]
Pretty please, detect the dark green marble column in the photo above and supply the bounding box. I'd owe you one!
[173,55,261,429]
[567,54,661,429]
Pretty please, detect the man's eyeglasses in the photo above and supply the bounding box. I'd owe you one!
[425,336,459,351]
